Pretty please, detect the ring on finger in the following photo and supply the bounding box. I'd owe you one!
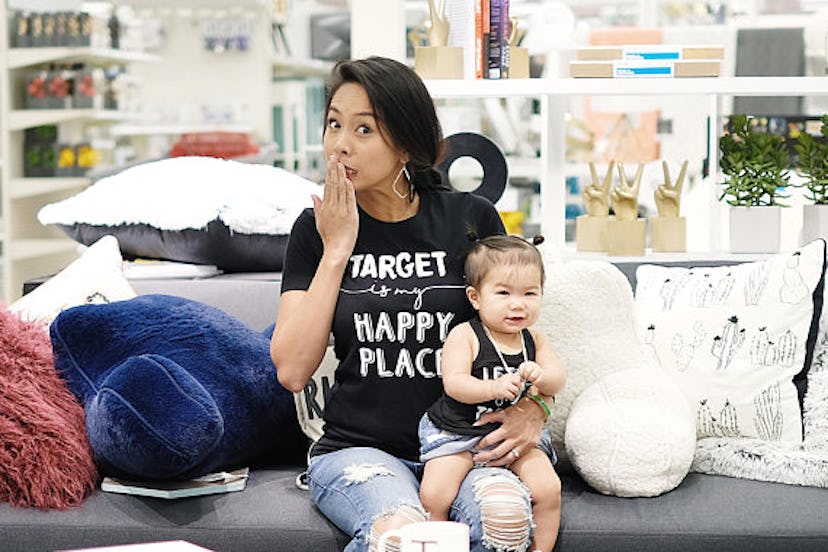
[511,448,520,459]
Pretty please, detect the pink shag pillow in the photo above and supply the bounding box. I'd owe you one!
[0,307,98,509]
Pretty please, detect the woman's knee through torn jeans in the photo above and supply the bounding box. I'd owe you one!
[307,433,555,552]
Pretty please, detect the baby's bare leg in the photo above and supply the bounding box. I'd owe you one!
[511,449,561,552]
[419,452,474,520]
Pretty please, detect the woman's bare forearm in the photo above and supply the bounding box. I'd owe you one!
[271,254,347,392]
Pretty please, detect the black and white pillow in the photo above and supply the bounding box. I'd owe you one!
[634,239,826,446]
[37,156,321,272]
[9,235,136,328]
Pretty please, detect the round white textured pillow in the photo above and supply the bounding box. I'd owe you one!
[565,368,696,497]
[536,258,646,451]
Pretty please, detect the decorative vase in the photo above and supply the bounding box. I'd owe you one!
[729,206,781,254]
[801,204,828,245]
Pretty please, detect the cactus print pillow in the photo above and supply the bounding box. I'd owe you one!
[633,239,826,445]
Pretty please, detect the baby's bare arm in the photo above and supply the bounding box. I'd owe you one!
[442,325,520,404]
[519,331,566,397]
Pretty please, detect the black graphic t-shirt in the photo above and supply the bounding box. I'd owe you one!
[281,189,504,461]
[426,316,536,437]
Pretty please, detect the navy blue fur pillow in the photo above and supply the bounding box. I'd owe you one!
[50,294,305,481]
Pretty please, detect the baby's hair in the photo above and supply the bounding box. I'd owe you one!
[464,234,545,289]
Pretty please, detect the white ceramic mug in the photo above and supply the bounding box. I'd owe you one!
[376,521,470,552]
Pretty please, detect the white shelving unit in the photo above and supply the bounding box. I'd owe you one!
[0,7,159,302]
[108,123,253,136]
[6,46,158,70]
[426,76,828,254]
[273,56,333,78]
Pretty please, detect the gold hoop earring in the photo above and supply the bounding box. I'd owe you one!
[391,165,410,200]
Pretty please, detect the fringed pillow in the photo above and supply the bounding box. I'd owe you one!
[0,307,98,510]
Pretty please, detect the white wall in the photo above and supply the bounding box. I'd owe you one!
[126,6,273,142]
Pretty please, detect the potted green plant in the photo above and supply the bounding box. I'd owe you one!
[795,115,828,244]
[719,114,791,253]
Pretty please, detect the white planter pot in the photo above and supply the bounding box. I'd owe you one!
[729,206,781,254]
[801,204,828,245]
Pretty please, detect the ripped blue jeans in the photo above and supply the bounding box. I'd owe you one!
[307,435,555,552]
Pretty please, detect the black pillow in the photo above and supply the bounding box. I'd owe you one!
[58,219,290,272]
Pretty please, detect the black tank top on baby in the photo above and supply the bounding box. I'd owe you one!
[426,316,536,436]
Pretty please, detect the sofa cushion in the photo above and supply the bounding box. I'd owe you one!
[50,294,306,481]
[634,238,826,445]
[0,466,350,552]
[9,235,136,329]
[0,307,98,510]
[37,156,321,272]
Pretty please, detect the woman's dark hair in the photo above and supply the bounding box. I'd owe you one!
[324,56,447,192]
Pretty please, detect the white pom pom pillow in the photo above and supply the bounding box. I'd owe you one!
[565,368,696,497]
[538,259,651,449]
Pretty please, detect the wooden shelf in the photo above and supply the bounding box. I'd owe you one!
[9,177,89,199]
[6,47,159,70]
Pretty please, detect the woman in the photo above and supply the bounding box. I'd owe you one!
[271,56,550,552]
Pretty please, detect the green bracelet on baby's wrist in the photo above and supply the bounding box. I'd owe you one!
[528,393,552,421]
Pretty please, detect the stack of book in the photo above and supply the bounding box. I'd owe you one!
[101,467,249,499]
[419,0,519,80]
[569,45,724,78]
[475,0,512,79]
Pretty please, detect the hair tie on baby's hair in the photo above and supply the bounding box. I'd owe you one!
[532,235,545,246]
[466,228,480,243]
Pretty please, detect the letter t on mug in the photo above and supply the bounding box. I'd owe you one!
[377,521,470,552]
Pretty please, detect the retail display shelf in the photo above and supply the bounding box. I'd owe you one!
[10,238,77,262]
[9,177,88,199]
[273,57,333,77]
[427,75,828,251]
[425,76,828,98]
[560,247,770,263]
[0,10,162,301]
[9,109,135,131]
[6,47,160,70]
[109,123,254,136]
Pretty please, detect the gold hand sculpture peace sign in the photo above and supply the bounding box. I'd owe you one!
[655,160,688,218]
[611,162,644,222]
[426,0,449,47]
[583,161,615,217]
[508,16,526,48]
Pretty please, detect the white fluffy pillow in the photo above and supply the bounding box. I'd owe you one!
[38,156,319,235]
[537,258,651,451]
[565,368,696,497]
[9,235,136,328]
[36,157,321,272]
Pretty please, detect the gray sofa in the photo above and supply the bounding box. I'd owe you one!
[3,266,828,552]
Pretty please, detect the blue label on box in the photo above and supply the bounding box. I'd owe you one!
[626,52,681,60]
[615,65,673,77]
